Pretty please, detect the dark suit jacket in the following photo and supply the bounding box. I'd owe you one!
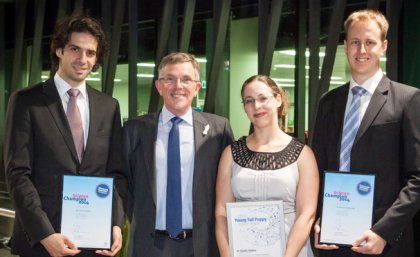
[123,111,234,257]
[312,75,420,257]
[4,79,126,257]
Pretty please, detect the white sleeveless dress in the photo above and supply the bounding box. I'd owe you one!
[230,136,314,257]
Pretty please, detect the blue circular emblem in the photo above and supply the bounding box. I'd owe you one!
[96,184,110,198]
[357,181,371,196]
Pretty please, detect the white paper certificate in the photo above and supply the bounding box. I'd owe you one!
[227,201,286,257]
[61,175,114,249]
[320,171,375,246]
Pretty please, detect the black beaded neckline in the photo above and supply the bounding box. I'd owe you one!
[231,136,304,170]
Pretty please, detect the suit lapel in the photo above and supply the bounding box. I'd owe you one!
[42,79,79,162]
[192,111,209,195]
[354,76,389,144]
[333,84,350,160]
[334,85,349,130]
[145,113,159,205]
[83,86,99,165]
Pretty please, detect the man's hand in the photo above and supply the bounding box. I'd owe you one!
[95,226,123,256]
[40,233,81,257]
[313,218,339,250]
[351,230,387,255]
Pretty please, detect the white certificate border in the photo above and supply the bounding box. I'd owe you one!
[319,171,375,246]
[226,200,286,257]
[60,175,114,250]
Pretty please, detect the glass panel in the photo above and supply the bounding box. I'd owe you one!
[270,45,387,133]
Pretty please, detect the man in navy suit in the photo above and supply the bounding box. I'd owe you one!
[124,52,234,257]
[4,13,126,257]
[312,9,420,257]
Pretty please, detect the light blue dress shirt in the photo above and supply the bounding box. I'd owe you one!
[155,106,195,230]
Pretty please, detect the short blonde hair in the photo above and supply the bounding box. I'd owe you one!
[158,52,200,80]
[344,9,389,41]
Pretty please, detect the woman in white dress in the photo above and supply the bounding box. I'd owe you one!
[215,75,319,257]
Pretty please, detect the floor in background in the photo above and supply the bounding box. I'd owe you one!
[0,248,17,257]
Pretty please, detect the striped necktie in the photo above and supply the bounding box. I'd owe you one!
[339,86,367,172]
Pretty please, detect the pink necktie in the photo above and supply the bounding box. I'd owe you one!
[67,89,84,162]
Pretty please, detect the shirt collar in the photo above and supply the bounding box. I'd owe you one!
[54,73,88,99]
[349,69,383,95]
[161,105,193,126]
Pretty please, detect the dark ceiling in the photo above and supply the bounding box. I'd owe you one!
[1,0,382,67]
[1,0,379,43]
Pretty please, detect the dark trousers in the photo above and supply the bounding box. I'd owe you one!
[414,210,420,257]
[153,233,194,257]
[21,251,103,257]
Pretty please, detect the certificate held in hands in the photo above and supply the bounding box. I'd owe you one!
[61,175,114,249]
[320,171,375,246]
[227,201,286,257]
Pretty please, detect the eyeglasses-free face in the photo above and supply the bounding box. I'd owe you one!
[344,20,387,84]
[55,32,98,88]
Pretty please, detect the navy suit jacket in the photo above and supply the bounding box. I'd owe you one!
[123,110,234,257]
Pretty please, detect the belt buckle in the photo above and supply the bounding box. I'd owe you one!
[169,230,186,240]
[181,230,186,239]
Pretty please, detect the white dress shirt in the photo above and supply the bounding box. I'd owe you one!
[344,69,384,124]
[155,105,195,230]
[54,73,90,147]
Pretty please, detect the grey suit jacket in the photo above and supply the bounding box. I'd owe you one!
[4,79,126,257]
[312,75,420,257]
[123,110,234,257]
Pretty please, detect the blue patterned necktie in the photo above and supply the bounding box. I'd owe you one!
[339,86,367,172]
[166,117,183,237]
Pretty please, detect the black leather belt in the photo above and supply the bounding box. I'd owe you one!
[155,229,193,240]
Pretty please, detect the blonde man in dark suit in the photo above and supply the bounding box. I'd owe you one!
[312,9,420,257]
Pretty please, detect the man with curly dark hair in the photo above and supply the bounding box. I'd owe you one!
[4,12,126,257]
